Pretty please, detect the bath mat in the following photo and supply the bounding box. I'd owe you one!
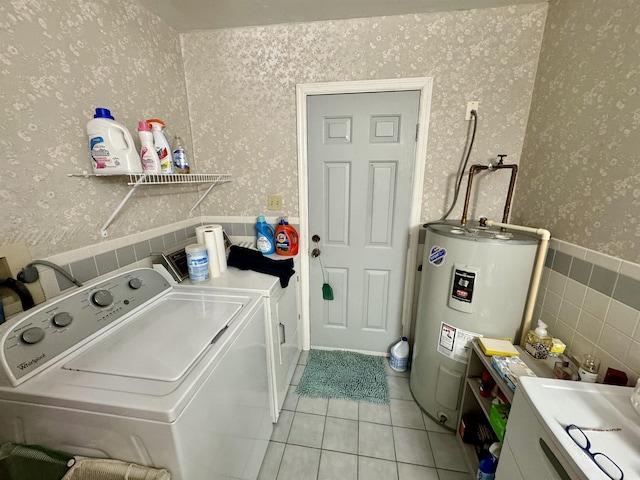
[296,349,389,404]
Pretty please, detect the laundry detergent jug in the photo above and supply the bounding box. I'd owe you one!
[87,107,142,175]
[256,215,275,254]
[274,218,299,256]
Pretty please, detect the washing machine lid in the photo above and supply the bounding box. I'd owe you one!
[63,292,243,382]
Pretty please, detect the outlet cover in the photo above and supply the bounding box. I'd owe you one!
[465,101,479,120]
[268,195,283,211]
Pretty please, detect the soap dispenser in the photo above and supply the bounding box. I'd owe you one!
[525,320,552,360]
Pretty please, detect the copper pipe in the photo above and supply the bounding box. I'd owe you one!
[460,163,518,226]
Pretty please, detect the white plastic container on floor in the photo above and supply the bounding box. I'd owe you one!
[390,337,410,372]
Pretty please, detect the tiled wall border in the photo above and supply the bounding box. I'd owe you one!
[37,216,297,298]
[535,238,640,385]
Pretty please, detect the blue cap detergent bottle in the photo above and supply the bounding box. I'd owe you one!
[256,216,275,254]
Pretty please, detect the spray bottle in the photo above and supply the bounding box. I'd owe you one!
[146,119,174,174]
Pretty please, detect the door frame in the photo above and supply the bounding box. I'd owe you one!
[296,77,433,351]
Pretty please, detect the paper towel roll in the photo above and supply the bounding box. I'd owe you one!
[211,225,227,273]
[196,225,217,245]
[203,229,221,278]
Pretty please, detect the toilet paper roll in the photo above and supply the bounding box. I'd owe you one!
[195,225,217,245]
[203,229,222,278]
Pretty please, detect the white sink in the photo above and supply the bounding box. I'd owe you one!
[519,376,640,479]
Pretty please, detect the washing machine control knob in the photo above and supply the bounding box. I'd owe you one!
[22,327,45,344]
[91,289,113,307]
[128,278,142,289]
[52,312,73,327]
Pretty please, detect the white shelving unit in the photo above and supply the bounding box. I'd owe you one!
[68,173,231,237]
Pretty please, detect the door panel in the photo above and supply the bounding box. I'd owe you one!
[325,162,351,245]
[367,161,396,246]
[307,90,420,352]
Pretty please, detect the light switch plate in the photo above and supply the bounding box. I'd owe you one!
[268,195,283,210]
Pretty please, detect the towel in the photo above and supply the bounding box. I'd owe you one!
[227,245,295,287]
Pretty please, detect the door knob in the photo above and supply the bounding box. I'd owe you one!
[311,248,321,258]
[312,234,320,243]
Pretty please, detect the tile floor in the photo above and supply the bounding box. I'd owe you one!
[258,351,475,480]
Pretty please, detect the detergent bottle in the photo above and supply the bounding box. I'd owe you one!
[87,107,142,174]
[274,217,299,256]
[137,121,161,174]
[256,216,275,254]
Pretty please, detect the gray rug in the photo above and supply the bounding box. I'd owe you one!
[296,349,389,404]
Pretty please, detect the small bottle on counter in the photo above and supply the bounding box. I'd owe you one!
[578,354,600,383]
[525,319,552,360]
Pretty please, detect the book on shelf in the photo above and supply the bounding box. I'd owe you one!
[478,337,519,357]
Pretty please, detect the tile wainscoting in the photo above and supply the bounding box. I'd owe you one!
[28,222,640,386]
[535,238,640,385]
[34,216,296,299]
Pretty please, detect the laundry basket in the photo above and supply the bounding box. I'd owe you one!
[0,442,74,480]
[61,458,171,480]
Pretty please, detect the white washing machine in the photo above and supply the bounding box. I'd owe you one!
[0,268,272,480]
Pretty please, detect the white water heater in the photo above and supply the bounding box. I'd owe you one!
[410,221,539,430]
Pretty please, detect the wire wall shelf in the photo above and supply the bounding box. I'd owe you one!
[68,173,232,237]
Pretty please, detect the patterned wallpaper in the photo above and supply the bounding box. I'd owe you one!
[512,0,640,264]
[0,0,196,258]
[181,5,547,223]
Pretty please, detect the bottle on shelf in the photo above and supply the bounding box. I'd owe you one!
[137,121,161,174]
[146,119,174,174]
[524,319,552,360]
[87,107,142,175]
[477,442,501,480]
[256,215,275,255]
[172,135,190,174]
[274,217,299,256]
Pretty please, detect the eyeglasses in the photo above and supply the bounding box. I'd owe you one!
[565,424,624,480]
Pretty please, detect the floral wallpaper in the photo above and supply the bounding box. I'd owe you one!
[181,5,547,224]
[0,0,196,258]
[512,0,640,264]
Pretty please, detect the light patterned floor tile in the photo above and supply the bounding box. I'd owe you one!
[428,431,468,472]
[297,396,329,415]
[359,402,391,425]
[390,399,425,429]
[276,444,321,480]
[397,462,439,480]
[393,427,435,467]
[358,456,398,480]
[271,409,294,443]
[288,412,326,448]
[322,417,358,454]
[327,398,359,420]
[358,421,396,461]
[318,450,357,480]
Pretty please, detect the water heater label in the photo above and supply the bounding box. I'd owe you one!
[448,264,480,313]
[437,322,482,364]
[428,246,447,266]
[451,269,476,303]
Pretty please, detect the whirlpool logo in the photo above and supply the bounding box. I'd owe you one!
[17,353,45,370]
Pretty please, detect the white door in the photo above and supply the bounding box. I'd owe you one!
[307,90,420,353]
